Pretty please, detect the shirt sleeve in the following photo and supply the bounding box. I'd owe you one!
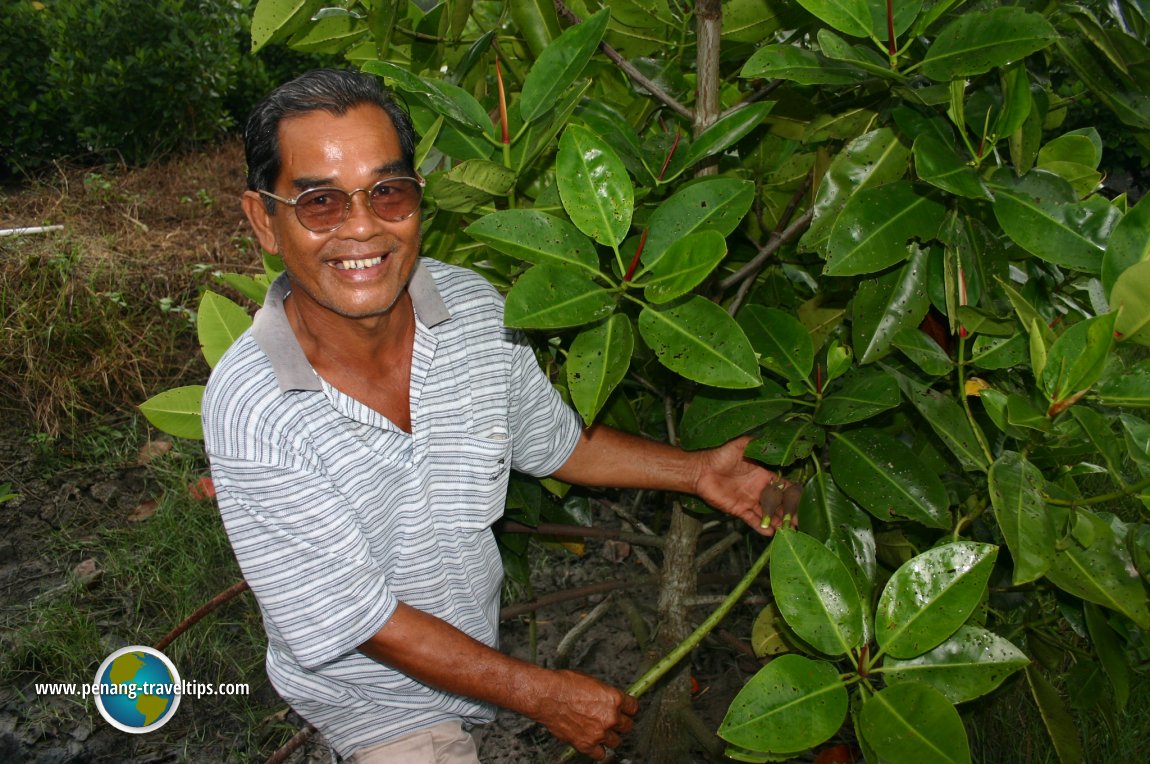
[505,328,582,477]
[209,453,396,670]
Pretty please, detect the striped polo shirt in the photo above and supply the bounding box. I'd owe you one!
[202,258,582,756]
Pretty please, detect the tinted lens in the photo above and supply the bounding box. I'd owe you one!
[295,188,350,230]
[368,179,422,221]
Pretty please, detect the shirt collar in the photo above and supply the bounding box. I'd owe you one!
[250,258,450,393]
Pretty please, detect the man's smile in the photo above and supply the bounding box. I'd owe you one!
[331,255,386,271]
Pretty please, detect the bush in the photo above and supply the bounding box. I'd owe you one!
[0,0,339,176]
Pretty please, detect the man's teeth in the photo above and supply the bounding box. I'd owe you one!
[334,256,384,270]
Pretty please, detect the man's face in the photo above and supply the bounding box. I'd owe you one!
[243,104,421,321]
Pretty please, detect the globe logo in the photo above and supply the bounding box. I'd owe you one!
[93,646,182,733]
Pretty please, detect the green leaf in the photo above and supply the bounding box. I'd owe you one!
[719,654,848,753]
[799,471,877,607]
[213,273,270,306]
[771,528,865,656]
[198,291,252,369]
[361,61,482,130]
[250,0,321,52]
[683,102,776,169]
[969,333,1028,370]
[679,383,792,450]
[892,329,953,376]
[643,230,726,303]
[510,0,563,57]
[740,45,868,85]
[815,370,900,425]
[504,265,616,329]
[890,368,989,472]
[288,13,367,54]
[1045,509,1150,629]
[1084,603,1130,711]
[466,210,599,275]
[884,625,1029,703]
[566,315,633,425]
[638,297,762,389]
[859,683,971,764]
[850,248,931,363]
[793,0,872,39]
[1101,193,1150,295]
[825,182,946,276]
[139,386,206,440]
[1040,313,1116,404]
[1096,359,1150,407]
[1112,260,1150,345]
[642,179,755,269]
[920,7,1058,82]
[875,541,998,659]
[912,134,990,200]
[746,419,823,467]
[988,452,1055,584]
[556,125,634,247]
[829,429,950,529]
[520,8,609,123]
[426,160,517,213]
[801,128,912,255]
[994,63,1033,139]
[1026,665,1085,764]
[992,187,1122,273]
[737,306,814,385]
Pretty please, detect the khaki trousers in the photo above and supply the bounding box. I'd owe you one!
[349,721,480,764]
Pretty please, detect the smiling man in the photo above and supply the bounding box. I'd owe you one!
[203,69,794,763]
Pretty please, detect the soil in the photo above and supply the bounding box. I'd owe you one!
[0,145,771,763]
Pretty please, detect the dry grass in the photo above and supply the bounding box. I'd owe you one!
[0,138,260,436]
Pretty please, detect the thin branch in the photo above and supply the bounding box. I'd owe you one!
[696,530,742,570]
[718,81,783,120]
[721,206,814,296]
[264,724,317,764]
[154,580,250,652]
[554,0,692,120]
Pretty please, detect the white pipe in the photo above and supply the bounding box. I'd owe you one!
[0,225,64,237]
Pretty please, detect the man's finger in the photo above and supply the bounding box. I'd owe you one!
[621,694,639,715]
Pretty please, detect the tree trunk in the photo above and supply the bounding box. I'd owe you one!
[642,5,723,760]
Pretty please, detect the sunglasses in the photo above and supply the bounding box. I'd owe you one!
[258,176,425,232]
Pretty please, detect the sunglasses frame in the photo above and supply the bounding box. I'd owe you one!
[258,176,426,232]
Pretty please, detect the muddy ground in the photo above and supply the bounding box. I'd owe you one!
[0,143,770,763]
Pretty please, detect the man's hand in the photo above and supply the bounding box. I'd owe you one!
[692,436,801,535]
[530,670,638,760]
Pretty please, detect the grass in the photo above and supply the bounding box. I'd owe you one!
[1,425,294,760]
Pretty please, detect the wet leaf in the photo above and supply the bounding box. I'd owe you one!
[825,182,946,276]
[921,7,1058,82]
[988,452,1055,584]
[829,429,950,529]
[875,541,997,658]
[557,125,634,247]
[719,654,848,752]
[859,683,971,764]
[770,528,865,656]
[884,625,1029,703]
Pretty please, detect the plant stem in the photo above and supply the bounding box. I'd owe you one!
[956,333,995,465]
[1044,474,1150,507]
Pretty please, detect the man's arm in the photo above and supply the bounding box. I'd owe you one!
[551,424,797,535]
[359,602,636,761]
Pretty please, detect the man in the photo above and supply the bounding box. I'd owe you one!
[204,69,795,763]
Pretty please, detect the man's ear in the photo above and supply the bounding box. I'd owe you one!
[241,190,280,254]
